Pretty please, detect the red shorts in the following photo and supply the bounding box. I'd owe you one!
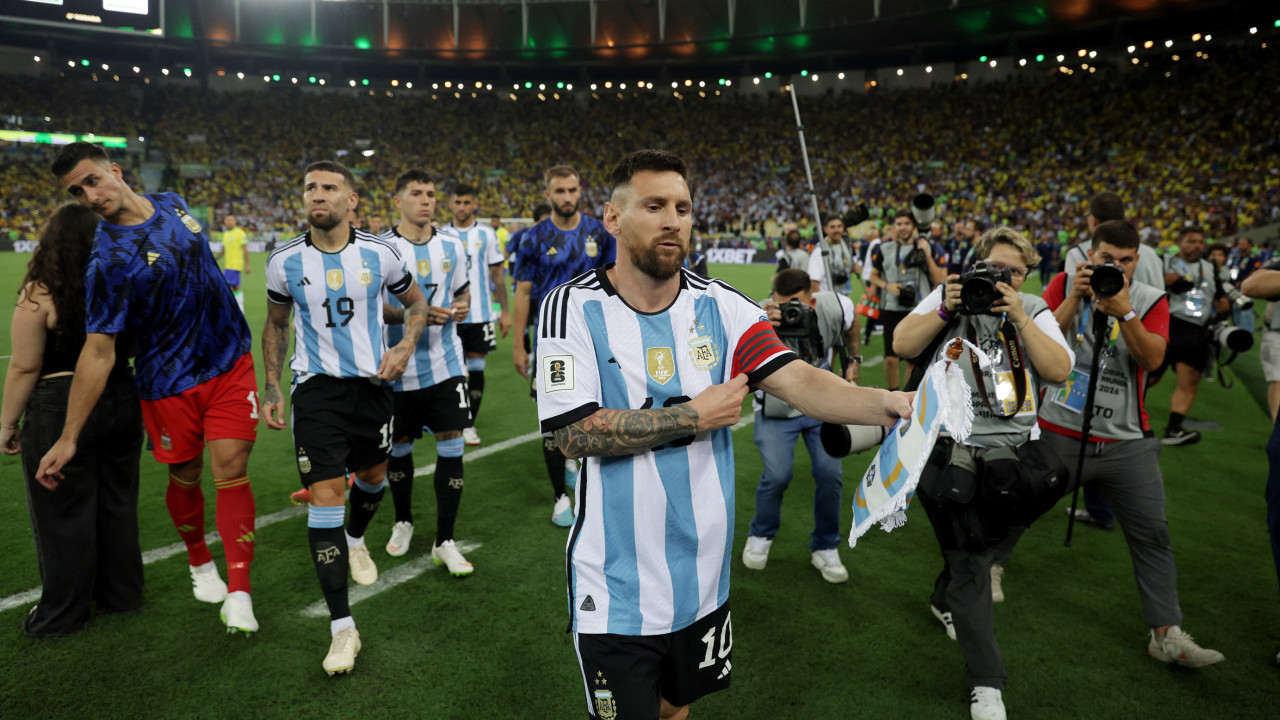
[141,352,259,464]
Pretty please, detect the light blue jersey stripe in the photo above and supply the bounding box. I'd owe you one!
[441,242,464,378]
[321,253,358,376]
[360,247,384,372]
[284,252,322,380]
[583,300,641,634]
[694,294,736,605]
[637,313,700,629]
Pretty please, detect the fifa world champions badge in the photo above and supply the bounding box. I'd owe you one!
[848,339,980,547]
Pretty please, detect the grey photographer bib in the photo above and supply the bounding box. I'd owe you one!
[758,292,847,419]
[1039,281,1165,440]
[935,294,1047,448]
[882,241,932,312]
[1163,255,1215,327]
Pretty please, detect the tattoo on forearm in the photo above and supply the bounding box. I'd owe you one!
[554,404,699,457]
[262,316,289,386]
[384,305,405,324]
[264,384,282,406]
[403,301,428,343]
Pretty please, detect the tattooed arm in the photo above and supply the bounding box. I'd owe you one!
[378,283,428,382]
[554,374,750,459]
[261,300,293,430]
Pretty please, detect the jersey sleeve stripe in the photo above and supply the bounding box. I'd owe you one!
[745,353,799,387]
[539,402,601,436]
[539,286,563,339]
[733,321,793,376]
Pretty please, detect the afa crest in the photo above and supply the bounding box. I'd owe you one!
[297,447,312,474]
[688,335,719,371]
[593,690,616,720]
[417,259,431,276]
[585,235,599,258]
[357,268,373,286]
[442,256,452,273]
[646,347,676,385]
[326,269,344,291]
[175,209,202,234]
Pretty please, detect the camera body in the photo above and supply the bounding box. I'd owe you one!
[897,284,918,307]
[1087,262,1125,299]
[958,261,1013,315]
[774,299,824,365]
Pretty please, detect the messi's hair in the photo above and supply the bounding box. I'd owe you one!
[304,160,356,190]
[772,268,812,297]
[531,203,552,223]
[975,226,1041,267]
[544,165,580,186]
[1091,220,1140,250]
[608,149,688,195]
[1088,192,1125,223]
[394,169,434,195]
[50,141,110,179]
[19,203,99,338]
[452,182,478,198]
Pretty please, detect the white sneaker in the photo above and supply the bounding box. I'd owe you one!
[190,562,228,604]
[742,536,772,570]
[931,604,957,640]
[1148,626,1225,668]
[552,494,573,527]
[811,548,849,583]
[349,542,378,586]
[386,521,414,557]
[322,628,361,676]
[462,427,481,446]
[432,539,475,576]
[970,686,1006,720]
[990,564,1005,603]
[219,591,258,634]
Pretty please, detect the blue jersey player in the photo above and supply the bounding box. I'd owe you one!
[40,141,262,635]
[511,165,617,527]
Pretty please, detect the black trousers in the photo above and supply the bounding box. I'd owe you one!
[20,374,145,637]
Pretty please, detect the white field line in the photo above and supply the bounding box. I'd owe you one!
[298,540,483,618]
[2,418,759,613]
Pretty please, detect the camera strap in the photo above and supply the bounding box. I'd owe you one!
[965,319,1028,421]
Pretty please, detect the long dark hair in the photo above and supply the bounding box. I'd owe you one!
[19,203,99,337]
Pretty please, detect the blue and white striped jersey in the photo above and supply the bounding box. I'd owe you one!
[536,267,797,636]
[266,227,413,387]
[380,226,471,391]
[443,220,504,324]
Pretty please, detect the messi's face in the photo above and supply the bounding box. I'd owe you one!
[605,170,692,281]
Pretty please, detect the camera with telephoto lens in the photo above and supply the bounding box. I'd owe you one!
[1210,319,1254,356]
[1221,281,1254,310]
[774,299,824,365]
[897,284,918,307]
[819,421,888,458]
[1086,262,1125,299]
[958,261,1013,315]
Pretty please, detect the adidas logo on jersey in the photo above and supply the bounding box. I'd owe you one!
[546,246,559,256]
[580,595,596,612]
[297,277,312,287]
[146,251,161,265]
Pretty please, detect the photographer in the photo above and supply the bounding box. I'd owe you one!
[893,227,1072,720]
[777,227,810,272]
[1159,226,1229,446]
[1030,220,1223,669]
[808,215,855,294]
[870,210,947,390]
[742,269,861,584]
[1063,192,1164,290]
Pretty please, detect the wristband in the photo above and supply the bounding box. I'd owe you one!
[1119,308,1137,323]
[937,304,952,322]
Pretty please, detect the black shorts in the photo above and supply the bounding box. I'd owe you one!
[393,376,472,440]
[1165,317,1212,372]
[458,322,497,354]
[881,309,912,359]
[574,602,732,718]
[291,376,393,486]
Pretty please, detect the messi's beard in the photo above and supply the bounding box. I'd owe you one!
[631,238,687,281]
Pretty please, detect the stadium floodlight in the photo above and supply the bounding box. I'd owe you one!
[764,72,772,79]
[350,80,357,87]
[1128,45,1136,53]
[67,61,74,67]
[926,66,933,73]
[1165,40,1173,47]
[1144,40,1154,48]
[557,81,564,89]
[685,79,692,86]
[837,72,845,80]
[620,83,626,89]
[362,150,376,157]
[475,81,483,89]
[444,81,452,88]
[184,69,193,77]
[1056,54,1065,62]
[989,60,997,68]
[486,83,492,90]
[102,63,109,70]
[237,72,244,80]
[163,68,170,75]
[800,69,809,76]
[1204,34,1211,41]
[525,82,533,89]
[753,77,760,85]
[1276,19,1280,27]
[1036,54,1045,62]
[811,75,818,81]
[291,77,297,84]
[1019,58,1026,66]
[604,81,612,89]
[897,68,903,76]
[33,55,40,62]
[319,79,326,86]
[725,80,732,86]
[81,59,89,66]
[591,83,598,90]
[361,79,369,85]
[1089,50,1097,58]
[979,56,987,62]
[1078,49,1086,57]
[672,81,679,88]
[566,84,572,90]
[1131,57,1140,65]
[1192,34,1201,41]
[1251,27,1258,34]
[698,80,705,87]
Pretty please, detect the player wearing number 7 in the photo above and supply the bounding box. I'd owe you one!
[537,150,912,719]
[377,170,476,573]
[40,141,261,635]
[261,161,429,676]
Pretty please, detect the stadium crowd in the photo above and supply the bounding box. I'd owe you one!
[0,44,1278,244]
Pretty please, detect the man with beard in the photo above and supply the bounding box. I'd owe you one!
[512,165,616,527]
[442,183,510,446]
[536,149,911,719]
[261,161,428,675]
[869,210,946,391]
[1159,226,1228,445]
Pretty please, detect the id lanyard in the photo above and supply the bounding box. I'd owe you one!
[1176,258,1207,318]
[1077,301,1119,364]
[965,315,1028,421]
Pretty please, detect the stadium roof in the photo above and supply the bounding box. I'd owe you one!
[0,0,1273,82]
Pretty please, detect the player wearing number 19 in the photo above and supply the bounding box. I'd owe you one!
[261,161,429,676]
[379,170,476,573]
[537,149,912,719]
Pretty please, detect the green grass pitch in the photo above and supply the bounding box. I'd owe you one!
[1,254,1277,719]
